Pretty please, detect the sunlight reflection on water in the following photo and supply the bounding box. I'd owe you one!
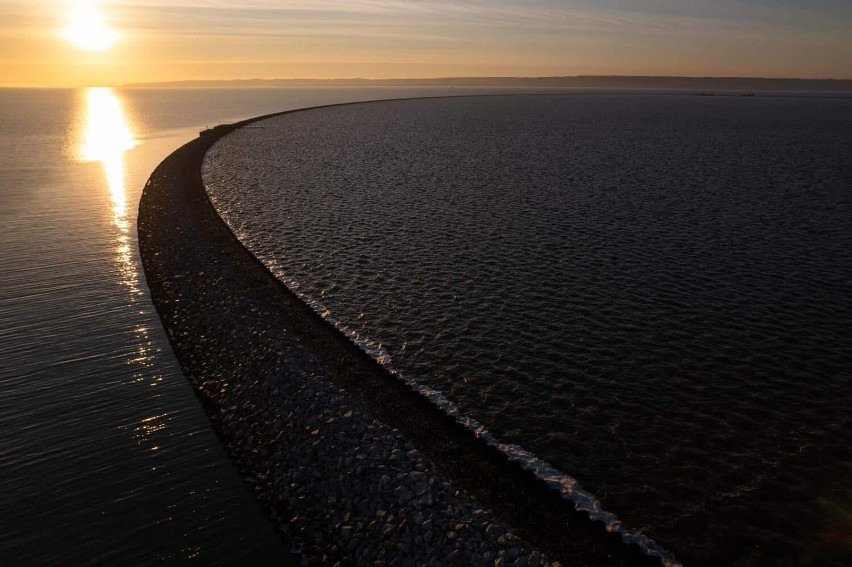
[77,88,141,299]
[78,87,138,218]
[74,87,165,417]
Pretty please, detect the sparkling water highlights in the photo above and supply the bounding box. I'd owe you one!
[0,86,537,564]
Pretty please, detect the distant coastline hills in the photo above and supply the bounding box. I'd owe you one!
[124,75,852,91]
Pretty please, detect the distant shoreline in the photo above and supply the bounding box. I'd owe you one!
[124,75,852,91]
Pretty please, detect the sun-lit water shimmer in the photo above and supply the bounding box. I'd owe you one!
[0,87,307,564]
[2,86,503,564]
[203,94,852,565]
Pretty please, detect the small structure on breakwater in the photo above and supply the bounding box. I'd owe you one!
[200,123,236,138]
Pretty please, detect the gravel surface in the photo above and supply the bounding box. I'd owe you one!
[138,115,664,566]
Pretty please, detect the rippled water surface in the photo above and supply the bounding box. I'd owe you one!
[0,86,496,564]
[204,94,852,565]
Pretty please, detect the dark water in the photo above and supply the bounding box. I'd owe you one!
[1,86,504,564]
[203,94,852,565]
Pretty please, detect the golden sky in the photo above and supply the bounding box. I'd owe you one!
[2,0,851,87]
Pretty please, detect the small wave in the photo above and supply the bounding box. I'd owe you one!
[264,256,395,368]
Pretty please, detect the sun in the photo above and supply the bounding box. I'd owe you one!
[63,3,118,52]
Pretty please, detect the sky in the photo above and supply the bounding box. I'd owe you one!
[1,0,850,87]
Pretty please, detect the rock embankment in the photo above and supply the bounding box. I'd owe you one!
[138,111,662,566]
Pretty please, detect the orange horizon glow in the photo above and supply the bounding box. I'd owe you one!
[1,1,851,88]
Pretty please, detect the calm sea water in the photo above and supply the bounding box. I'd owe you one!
[0,86,501,564]
[203,94,852,565]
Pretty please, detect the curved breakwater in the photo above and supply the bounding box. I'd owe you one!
[245,249,677,565]
[200,94,852,566]
[138,98,676,566]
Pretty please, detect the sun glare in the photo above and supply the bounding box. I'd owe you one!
[63,3,118,52]
[78,87,138,215]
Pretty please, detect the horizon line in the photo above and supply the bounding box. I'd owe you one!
[4,74,852,90]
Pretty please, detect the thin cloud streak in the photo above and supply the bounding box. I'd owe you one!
[110,2,846,40]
